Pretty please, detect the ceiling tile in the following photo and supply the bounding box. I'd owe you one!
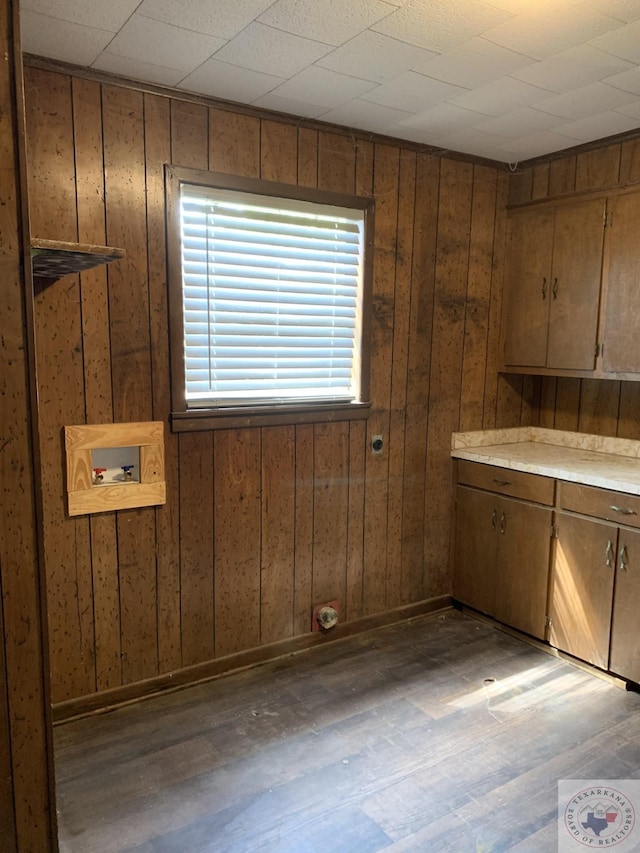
[371,0,514,53]
[589,19,640,62]
[614,100,640,119]
[554,110,640,140]
[137,0,275,40]
[92,53,186,87]
[495,129,585,160]
[212,23,331,78]
[605,66,640,94]
[178,59,284,102]
[535,81,638,120]
[267,66,378,109]
[584,0,640,24]
[20,10,113,65]
[250,93,329,118]
[21,0,141,32]
[412,37,534,88]
[316,30,437,83]
[429,126,513,156]
[257,0,397,47]
[483,6,623,60]
[475,107,564,138]
[397,102,490,134]
[318,100,414,131]
[361,71,466,112]
[449,77,555,117]
[107,15,226,72]
[512,44,634,92]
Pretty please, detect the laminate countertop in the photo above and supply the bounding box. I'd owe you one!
[451,427,640,496]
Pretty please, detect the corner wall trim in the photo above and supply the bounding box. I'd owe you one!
[53,595,452,723]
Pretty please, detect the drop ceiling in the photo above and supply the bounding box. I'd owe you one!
[20,0,640,164]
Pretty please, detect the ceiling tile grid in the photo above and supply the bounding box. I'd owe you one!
[20,0,640,163]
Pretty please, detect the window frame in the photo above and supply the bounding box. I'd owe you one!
[165,164,374,431]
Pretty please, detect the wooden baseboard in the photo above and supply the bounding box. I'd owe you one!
[53,595,452,723]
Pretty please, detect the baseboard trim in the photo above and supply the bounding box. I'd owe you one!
[53,595,452,723]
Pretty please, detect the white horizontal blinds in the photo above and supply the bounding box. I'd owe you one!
[180,184,365,407]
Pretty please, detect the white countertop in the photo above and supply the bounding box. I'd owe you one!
[451,427,640,496]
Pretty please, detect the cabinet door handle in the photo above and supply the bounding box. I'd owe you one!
[499,512,506,535]
[552,277,558,299]
[605,539,614,568]
[493,478,511,486]
[541,277,547,299]
[491,509,497,529]
[610,505,637,516]
[619,544,628,572]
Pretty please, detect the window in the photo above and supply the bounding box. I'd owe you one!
[166,166,374,430]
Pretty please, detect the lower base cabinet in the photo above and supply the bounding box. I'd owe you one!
[453,465,640,685]
[453,463,554,641]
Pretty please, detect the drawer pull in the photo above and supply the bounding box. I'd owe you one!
[610,505,637,516]
[605,540,614,568]
[493,478,511,486]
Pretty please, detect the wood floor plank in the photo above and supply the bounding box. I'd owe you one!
[54,612,640,853]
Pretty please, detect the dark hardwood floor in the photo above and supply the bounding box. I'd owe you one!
[54,611,640,852]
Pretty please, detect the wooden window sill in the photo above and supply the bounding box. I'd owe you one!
[170,401,371,432]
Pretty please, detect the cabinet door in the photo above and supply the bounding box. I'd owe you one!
[503,207,553,368]
[601,192,640,374]
[609,527,640,682]
[549,513,616,669]
[546,198,605,370]
[453,487,498,615]
[493,497,552,640]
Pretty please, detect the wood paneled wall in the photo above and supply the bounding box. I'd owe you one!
[508,140,640,437]
[24,65,515,705]
[0,4,56,850]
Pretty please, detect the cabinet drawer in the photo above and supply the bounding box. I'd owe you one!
[558,481,640,528]
[456,461,554,505]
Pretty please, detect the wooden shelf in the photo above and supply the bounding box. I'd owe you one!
[30,238,125,280]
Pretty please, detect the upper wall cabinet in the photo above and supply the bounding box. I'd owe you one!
[502,197,606,374]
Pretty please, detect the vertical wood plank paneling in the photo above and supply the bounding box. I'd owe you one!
[293,425,314,635]
[531,163,550,199]
[578,379,621,436]
[554,378,581,431]
[617,385,640,440]
[619,139,640,183]
[1,12,55,846]
[261,427,295,644]
[548,156,576,195]
[214,430,261,657]
[72,77,121,692]
[508,168,533,204]
[318,131,355,192]
[209,108,260,177]
[297,127,318,188]
[170,100,213,672]
[363,143,399,615]
[483,173,510,429]
[312,423,349,607]
[26,68,95,702]
[575,144,621,191]
[261,120,297,183]
[459,165,497,432]
[179,433,214,666]
[145,93,181,674]
[386,149,416,609]
[423,158,473,597]
[400,153,439,604]
[345,421,366,621]
[102,84,157,685]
